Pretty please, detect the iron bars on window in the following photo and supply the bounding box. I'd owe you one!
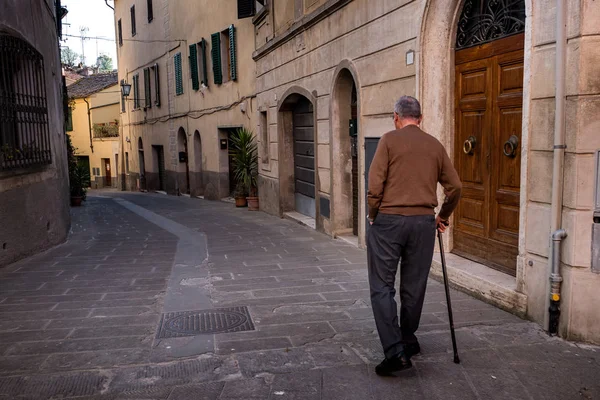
[0,34,52,171]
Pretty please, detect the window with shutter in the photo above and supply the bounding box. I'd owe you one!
[237,0,256,18]
[211,33,222,85]
[174,53,183,95]
[133,74,140,109]
[147,0,154,22]
[229,25,237,81]
[153,63,161,106]
[199,39,209,87]
[130,5,136,36]
[144,67,151,108]
[189,44,199,91]
[118,19,123,46]
[120,79,126,112]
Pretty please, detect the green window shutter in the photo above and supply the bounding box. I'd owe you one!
[211,32,222,85]
[133,74,140,109]
[144,67,151,107]
[200,39,208,87]
[229,25,237,81]
[153,63,160,106]
[136,74,141,108]
[189,44,199,91]
[66,107,73,131]
[174,53,183,95]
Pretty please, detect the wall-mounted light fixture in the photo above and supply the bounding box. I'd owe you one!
[120,81,132,97]
[220,139,228,150]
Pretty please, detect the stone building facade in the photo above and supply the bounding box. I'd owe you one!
[252,0,600,343]
[113,0,259,198]
[0,0,70,266]
[67,73,121,190]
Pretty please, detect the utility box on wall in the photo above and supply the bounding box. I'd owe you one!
[592,150,600,273]
[365,138,380,237]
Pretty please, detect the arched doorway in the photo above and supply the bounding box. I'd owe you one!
[452,0,526,275]
[138,137,146,191]
[177,127,190,195]
[193,130,203,196]
[279,92,317,219]
[331,67,360,237]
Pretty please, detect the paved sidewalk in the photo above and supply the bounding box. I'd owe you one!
[0,192,598,399]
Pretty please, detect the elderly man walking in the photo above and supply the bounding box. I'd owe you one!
[367,96,462,377]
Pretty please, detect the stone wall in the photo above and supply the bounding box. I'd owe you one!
[0,0,70,267]
[523,0,600,343]
[255,0,421,244]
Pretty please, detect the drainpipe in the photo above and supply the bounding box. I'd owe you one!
[83,98,94,153]
[547,0,568,335]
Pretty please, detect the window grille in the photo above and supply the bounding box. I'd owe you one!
[0,34,52,171]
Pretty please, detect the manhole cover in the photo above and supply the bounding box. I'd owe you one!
[156,307,255,338]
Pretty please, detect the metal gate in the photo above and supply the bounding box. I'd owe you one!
[293,98,315,218]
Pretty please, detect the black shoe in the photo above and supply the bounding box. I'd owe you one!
[375,354,413,377]
[404,342,421,358]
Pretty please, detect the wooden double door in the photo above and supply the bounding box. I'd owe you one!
[453,34,524,276]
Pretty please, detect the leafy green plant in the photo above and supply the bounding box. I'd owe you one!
[66,134,90,199]
[229,127,258,197]
[69,163,90,199]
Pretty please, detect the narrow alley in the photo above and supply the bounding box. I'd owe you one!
[0,192,598,399]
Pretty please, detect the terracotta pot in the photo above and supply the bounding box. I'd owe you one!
[70,196,83,207]
[247,196,259,211]
[235,196,248,207]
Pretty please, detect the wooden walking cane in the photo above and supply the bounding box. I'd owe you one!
[438,225,460,364]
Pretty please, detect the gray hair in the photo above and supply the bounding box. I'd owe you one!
[394,96,422,120]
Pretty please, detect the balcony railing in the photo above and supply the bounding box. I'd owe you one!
[93,121,119,138]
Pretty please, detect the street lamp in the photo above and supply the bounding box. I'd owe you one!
[120,81,132,97]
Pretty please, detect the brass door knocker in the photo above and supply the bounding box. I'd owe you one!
[503,135,519,158]
[463,136,476,155]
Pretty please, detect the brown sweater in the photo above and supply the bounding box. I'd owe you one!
[367,125,462,220]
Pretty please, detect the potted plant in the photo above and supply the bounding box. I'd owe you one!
[67,134,90,206]
[234,181,248,208]
[229,127,259,211]
[69,163,89,206]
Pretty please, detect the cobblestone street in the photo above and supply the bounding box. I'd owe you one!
[0,192,598,399]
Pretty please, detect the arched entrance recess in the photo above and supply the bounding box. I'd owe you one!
[278,87,318,219]
[193,130,203,196]
[138,137,146,191]
[177,127,190,194]
[420,0,529,276]
[331,62,361,238]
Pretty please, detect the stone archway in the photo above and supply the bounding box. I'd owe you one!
[419,0,532,281]
[277,86,319,221]
[192,130,203,196]
[177,127,190,195]
[330,61,362,240]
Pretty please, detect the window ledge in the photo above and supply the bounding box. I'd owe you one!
[253,0,351,60]
[0,163,52,180]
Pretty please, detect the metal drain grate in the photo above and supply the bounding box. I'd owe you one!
[156,307,255,338]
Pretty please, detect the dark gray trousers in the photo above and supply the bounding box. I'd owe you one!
[367,213,436,359]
